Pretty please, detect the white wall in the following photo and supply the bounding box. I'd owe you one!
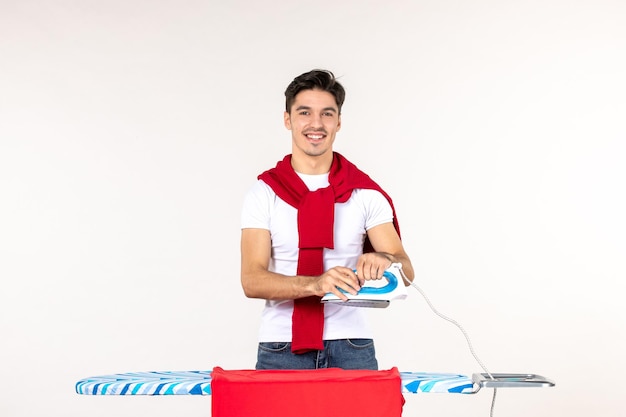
[1,1,624,416]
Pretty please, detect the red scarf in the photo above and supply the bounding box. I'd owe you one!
[258,152,400,354]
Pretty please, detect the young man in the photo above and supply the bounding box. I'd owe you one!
[240,69,414,370]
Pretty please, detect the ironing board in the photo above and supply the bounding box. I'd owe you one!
[76,264,555,399]
[75,369,553,396]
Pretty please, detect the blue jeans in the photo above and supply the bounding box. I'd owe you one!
[256,339,378,370]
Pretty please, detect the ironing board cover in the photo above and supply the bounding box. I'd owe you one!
[75,369,476,395]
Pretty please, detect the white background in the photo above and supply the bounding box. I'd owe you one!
[1,1,625,416]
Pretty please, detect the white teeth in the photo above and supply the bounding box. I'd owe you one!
[307,134,323,139]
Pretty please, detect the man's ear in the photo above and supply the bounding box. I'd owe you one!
[283,111,291,130]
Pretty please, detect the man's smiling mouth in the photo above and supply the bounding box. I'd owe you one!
[306,133,325,140]
[304,129,327,141]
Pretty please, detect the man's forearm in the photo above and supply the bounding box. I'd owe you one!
[241,269,320,300]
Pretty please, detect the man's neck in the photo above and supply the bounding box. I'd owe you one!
[290,152,334,175]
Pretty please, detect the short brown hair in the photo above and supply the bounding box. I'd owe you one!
[284,69,346,114]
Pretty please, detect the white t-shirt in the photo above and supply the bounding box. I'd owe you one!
[241,172,394,342]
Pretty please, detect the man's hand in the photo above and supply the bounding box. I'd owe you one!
[355,252,393,284]
[314,266,361,301]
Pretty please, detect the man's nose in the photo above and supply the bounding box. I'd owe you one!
[310,113,323,127]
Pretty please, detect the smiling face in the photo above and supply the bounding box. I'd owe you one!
[284,88,342,173]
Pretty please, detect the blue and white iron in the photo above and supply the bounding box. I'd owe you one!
[321,263,407,308]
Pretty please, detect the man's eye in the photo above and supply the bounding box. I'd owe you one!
[299,111,310,116]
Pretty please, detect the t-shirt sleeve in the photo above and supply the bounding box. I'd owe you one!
[358,189,394,230]
[241,180,274,230]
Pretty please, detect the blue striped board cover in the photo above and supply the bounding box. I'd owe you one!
[75,370,477,395]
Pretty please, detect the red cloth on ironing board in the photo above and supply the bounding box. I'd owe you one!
[258,152,400,353]
[211,366,405,417]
